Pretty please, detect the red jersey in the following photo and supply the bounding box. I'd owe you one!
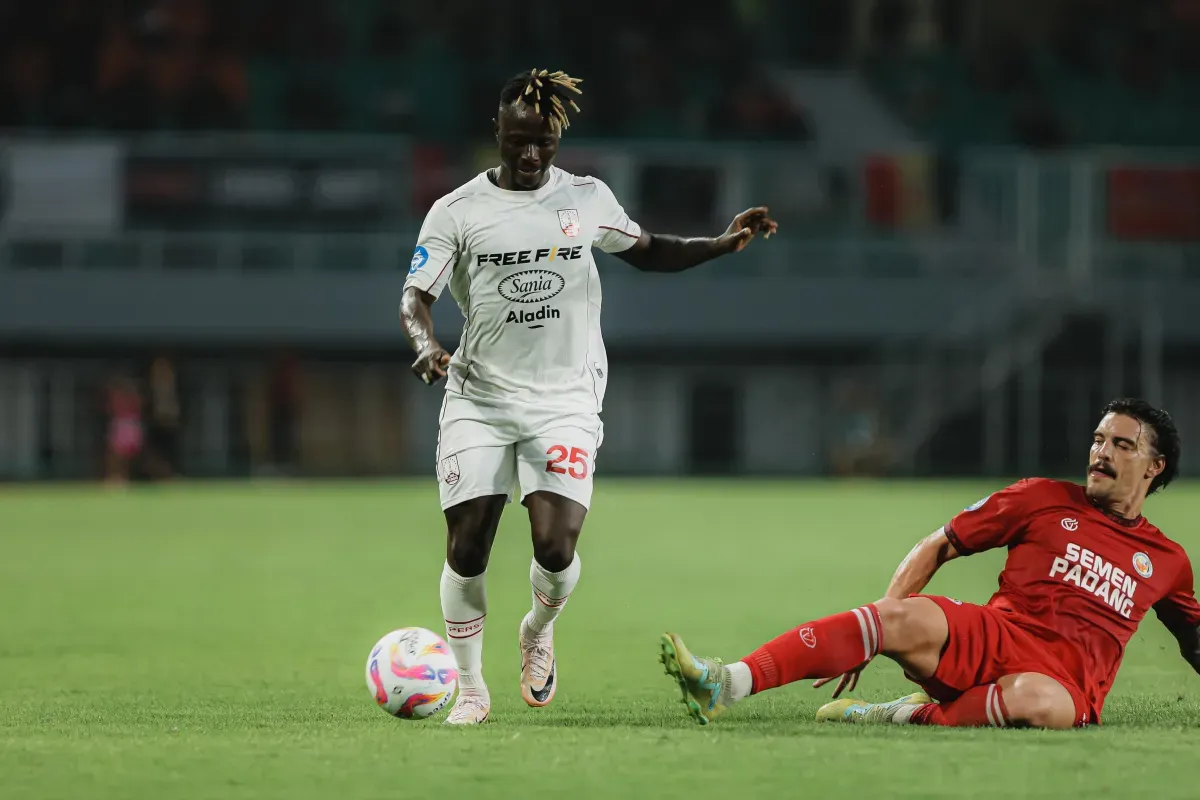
[946,478,1200,713]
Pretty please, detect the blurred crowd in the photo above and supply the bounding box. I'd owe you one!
[867,0,1200,147]
[0,0,811,141]
[3,0,1199,147]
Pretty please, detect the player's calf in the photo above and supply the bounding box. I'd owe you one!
[520,492,586,708]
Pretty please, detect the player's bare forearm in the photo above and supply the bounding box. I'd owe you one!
[883,528,961,600]
[400,287,451,384]
[1173,624,1200,675]
[615,232,726,273]
[400,287,441,355]
[615,207,778,273]
[1154,602,1200,674]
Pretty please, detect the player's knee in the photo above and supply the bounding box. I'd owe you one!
[529,517,580,573]
[530,533,576,574]
[874,597,944,655]
[446,534,489,576]
[1001,680,1076,729]
[445,521,492,576]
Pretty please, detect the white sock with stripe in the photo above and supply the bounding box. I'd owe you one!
[440,562,488,699]
[526,553,581,634]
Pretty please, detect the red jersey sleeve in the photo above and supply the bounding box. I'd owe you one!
[1153,556,1200,633]
[945,479,1042,555]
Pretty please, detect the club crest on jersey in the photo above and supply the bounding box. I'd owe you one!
[1061,518,1079,531]
[439,455,460,486]
[557,208,581,238]
[1132,552,1153,579]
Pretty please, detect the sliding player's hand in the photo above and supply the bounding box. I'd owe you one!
[812,665,866,698]
[718,206,780,254]
[412,348,451,386]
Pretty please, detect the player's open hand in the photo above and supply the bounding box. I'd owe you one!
[719,206,779,254]
[412,348,451,386]
[813,665,866,698]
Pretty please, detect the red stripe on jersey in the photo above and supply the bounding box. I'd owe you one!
[598,225,639,239]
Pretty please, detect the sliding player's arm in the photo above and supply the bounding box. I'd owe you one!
[883,528,963,600]
[401,198,459,385]
[1153,560,1200,676]
[603,185,778,273]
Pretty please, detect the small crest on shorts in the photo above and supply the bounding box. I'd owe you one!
[557,208,580,238]
[965,494,991,512]
[1132,551,1153,579]
[439,455,460,486]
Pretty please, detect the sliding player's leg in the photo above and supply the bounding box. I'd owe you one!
[660,596,949,725]
[437,444,517,726]
[818,597,1087,729]
[513,423,597,708]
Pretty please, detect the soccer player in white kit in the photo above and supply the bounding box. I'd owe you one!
[400,69,778,724]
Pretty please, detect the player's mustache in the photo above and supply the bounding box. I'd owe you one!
[1089,461,1116,478]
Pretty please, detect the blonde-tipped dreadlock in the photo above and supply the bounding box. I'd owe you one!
[500,69,583,131]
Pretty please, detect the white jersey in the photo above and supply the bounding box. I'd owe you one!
[404,167,641,415]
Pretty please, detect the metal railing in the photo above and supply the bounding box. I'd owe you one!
[0,230,1042,278]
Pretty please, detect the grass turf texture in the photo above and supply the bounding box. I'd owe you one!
[2,480,1199,799]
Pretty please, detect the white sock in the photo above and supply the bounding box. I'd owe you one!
[727,661,753,703]
[526,553,581,634]
[440,562,488,698]
[889,704,919,724]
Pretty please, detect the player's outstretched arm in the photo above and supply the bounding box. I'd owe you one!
[1177,626,1200,675]
[400,286,451,385]
[883,527,963,600]
[614,207,778,273]
[1154,602,1200,676]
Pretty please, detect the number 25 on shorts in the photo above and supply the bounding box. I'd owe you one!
[545,445,589,479]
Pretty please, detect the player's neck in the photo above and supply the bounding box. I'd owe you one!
[492,166,550,192]
[1091,494,1144,525]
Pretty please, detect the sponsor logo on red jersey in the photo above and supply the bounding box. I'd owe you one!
[1049,542,1139,619]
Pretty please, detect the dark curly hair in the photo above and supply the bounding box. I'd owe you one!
[1100,398,1181,494]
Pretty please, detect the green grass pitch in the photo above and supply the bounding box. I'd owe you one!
[2,479,1199,799]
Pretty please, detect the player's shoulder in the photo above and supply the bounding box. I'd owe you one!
[1001,477,1082,508]
[554,168,616,201]
[426,174,492,216]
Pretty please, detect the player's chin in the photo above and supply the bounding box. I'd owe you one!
[1085,472,1114,494]
[514,168,543,188]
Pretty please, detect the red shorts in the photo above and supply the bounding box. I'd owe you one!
[910,595,1099,727]
[109,419,144,458]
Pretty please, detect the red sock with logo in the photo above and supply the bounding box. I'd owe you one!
[742,605,883,694]
[910,684,1009,727]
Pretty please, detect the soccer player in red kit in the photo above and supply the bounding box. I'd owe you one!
[660,398,1200,728]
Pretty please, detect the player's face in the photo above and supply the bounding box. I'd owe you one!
[1086,412,1164,504]
[494,103,560,190]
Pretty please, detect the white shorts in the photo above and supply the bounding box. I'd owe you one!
[435,395,603,511]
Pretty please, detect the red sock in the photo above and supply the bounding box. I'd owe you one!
[741,605,883,693]
[911,684,1010,727]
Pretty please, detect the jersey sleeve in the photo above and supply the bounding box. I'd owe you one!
[590,178,642,254]
[404,197,460,299]
[944,480,1041,555]
[1154,556,1200,632]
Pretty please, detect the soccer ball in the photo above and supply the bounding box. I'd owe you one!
[365,627,458,719]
